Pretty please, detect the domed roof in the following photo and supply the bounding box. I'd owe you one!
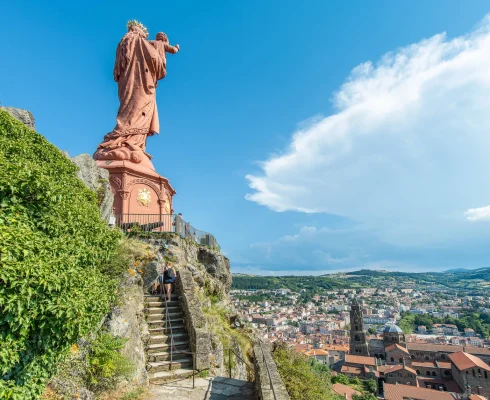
[383,323,403,333]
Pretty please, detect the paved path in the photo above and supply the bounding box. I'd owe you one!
[148,376,256,400]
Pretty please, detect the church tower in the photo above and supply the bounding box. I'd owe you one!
[349,298,369,356]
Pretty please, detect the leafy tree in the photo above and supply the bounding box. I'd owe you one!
[367,327,377,335]
[363,379,378,394]
[332,373,349,385]
[353,394,377,400]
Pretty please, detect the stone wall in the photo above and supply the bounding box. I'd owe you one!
[253,343,290,400]
[452,364,490,398]
[176,268,212,370]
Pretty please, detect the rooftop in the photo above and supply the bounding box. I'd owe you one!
[448,351,490,372]
[384,383,457,400]
[332,383,361,400]
[383,323,404,333]
[345,354,377,366]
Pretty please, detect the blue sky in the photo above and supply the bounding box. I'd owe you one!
[3,1,490,275]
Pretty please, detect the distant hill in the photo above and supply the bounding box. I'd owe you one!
[444,268,470,273]
[231,267,490,297]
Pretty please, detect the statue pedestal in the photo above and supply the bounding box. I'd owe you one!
[97,159,176,229]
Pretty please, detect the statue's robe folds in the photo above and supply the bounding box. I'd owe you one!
[95,29,166,163]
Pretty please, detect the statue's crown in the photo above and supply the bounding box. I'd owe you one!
[126,20,148,35]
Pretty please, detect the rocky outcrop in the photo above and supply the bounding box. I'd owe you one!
[70,154,114,222]
[105,272,149,386]
[0,106,35,129]
[135,234,250,380]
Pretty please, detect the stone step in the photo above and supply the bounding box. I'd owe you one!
[148,318,184,328]
[149,332,188,345]
[147,350,191,363]
[149,323,186,335]
[146,300,179,308]
[148,357,193,372]
[144,294,179,302]
[149,368,194,384]
[145,306,181,315]
[147,340,190,354]
[147,312,182,322]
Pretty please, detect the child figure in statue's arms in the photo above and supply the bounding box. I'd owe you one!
[149,32,180,79]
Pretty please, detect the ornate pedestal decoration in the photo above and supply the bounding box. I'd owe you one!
[97,159,175,230]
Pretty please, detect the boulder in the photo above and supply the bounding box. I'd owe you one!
[0,106,35,129]
[71,154,114,222]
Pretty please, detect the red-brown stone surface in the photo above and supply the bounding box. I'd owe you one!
[94,23,179,165]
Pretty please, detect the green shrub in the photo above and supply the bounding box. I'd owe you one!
[86,333,134,392]
[119,387,146,400]
[0,110,122,399]
[272,343,339,400]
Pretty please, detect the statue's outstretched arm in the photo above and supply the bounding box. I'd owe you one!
[164,43,180,54]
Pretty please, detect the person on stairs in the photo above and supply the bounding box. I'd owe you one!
[159,262,176,301]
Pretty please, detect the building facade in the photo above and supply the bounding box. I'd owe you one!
[349,298,370,356]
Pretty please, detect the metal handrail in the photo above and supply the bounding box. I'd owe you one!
[224,346,255,380]
[115,213,220,250]
[258,339,278,400]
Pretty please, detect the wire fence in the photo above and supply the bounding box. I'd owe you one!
[114,214,219,249]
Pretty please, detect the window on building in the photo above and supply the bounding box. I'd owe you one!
[399,358,403,363]
[354,334,360,342]
[416,370,421,375]
[484,371,488,379]
[425,356,430,361]
[472,369,476,377]
[444,370,451,376]
[441,354,446,360]
[432,371,437,377]
[391,357,395,362]
[411,355,415,359]
[426,371,431,376]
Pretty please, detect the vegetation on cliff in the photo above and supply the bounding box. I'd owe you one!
[272,343,378,400]
[271,343,339,400]
[0,110,123,399]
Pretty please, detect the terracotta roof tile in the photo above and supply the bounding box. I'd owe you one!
[384,383,457,400]
[464,346,490,355]
[407,343,463,353]
[345,354,377,366]
[386,343,409,354]
[411,361,438,368]
[448,351,490,372]
[340,365,363,375]
[304,349,329,357]
[332,383,361,400]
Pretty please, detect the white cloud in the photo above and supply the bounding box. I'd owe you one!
[465,205,490,221]
[246,16,490,248]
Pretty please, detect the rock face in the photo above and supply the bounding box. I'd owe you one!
[136,234,249,380]
[105,272,149,386]
[0,106,35,129]
[71,154,114,222]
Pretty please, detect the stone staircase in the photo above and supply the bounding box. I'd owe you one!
[144,293,195,383]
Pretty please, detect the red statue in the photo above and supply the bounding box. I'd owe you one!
[94,21,179,164]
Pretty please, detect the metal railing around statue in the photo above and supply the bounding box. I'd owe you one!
[114,214,220,250]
